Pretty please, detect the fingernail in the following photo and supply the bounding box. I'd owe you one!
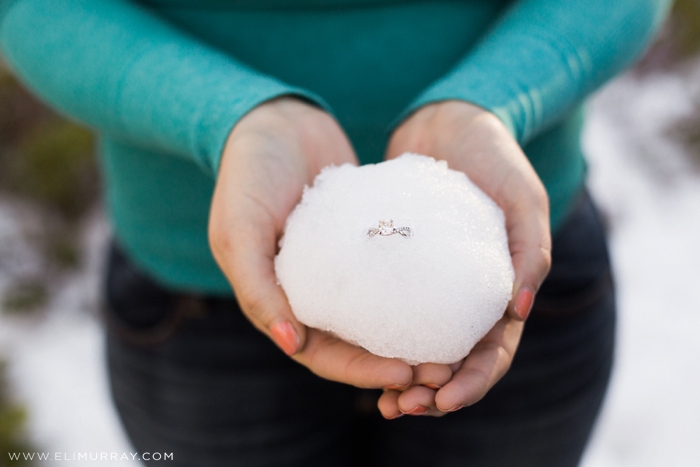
[403,406,428,415]
[387,413,404,420]
[424,383,442,390]
[515,287,535,320]
[384,383,410,390]
[446,404,464,412]
[270,321,299,356]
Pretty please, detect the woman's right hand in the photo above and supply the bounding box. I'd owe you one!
[208,97,413,389]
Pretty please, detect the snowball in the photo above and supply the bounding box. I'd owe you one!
[274,154,514,364]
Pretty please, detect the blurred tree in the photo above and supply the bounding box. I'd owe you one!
[634,0,700,71]
[664,0,700,166]
[0,64,99,221]
[628,1,700,167]
[0,56,100,313]
[670,0,700,59]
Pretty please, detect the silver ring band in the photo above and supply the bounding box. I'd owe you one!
[367,220,412,238]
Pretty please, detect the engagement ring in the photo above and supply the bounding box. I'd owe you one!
[367,220,412,238]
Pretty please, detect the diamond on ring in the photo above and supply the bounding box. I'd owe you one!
[367,220,412,238]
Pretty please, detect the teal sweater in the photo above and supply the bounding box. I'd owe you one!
[0,0,669,294]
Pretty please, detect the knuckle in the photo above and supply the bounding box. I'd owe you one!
[541,245,552,269]
[207,216,236,256]
[496,345,513,372]
[462,368,491,402]
[533,183,549,207]
[343,351,374,387]
[238,289,270,327]
[536,244,553,279]
[533,244,552,284]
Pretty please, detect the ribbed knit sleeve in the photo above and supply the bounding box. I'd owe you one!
[0,0,330,175]
[397,0,671,145]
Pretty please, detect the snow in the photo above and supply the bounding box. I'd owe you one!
[0,208,137,465]
[581,68,700,467]
[275,154,513,365]
[1,65,700,465]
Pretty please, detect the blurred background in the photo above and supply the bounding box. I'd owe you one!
[1,2,700,466]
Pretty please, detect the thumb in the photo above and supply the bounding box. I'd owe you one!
[235,242,307,356]
[210,218,307,356]
[502,182,552,322]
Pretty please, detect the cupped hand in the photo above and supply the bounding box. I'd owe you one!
[209,97,412,389]
[378,100,552,418]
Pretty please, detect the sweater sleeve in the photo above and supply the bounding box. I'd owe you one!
[396,0,672,145]
[0,0,330,175]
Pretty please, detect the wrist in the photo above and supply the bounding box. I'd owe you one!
[222,95,328,161]
[388,100,505,159]
[232,96,320,135]
[407,100,490,126]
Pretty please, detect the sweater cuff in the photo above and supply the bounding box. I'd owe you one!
[391,0,671,146]
[390,25,587,145]
[204,84,332,175]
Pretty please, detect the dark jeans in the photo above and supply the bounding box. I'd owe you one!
[104,190,615,467]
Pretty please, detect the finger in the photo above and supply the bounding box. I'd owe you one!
[210,201,307,356]
[497,171,552,321]
[397,386,446,417]
[444,115,552,323]
[233,240,307,356]
[411,363,453,389]
[435,317,523,411]
[378,389,403,420]
[293,328,413,389]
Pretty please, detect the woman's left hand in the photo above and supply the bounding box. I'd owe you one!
[379,315,524,417]
[377,100,551,418]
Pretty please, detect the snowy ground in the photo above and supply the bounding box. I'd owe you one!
[581,67,700,467]
[1,66,700,465]
[0,207,136,465]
